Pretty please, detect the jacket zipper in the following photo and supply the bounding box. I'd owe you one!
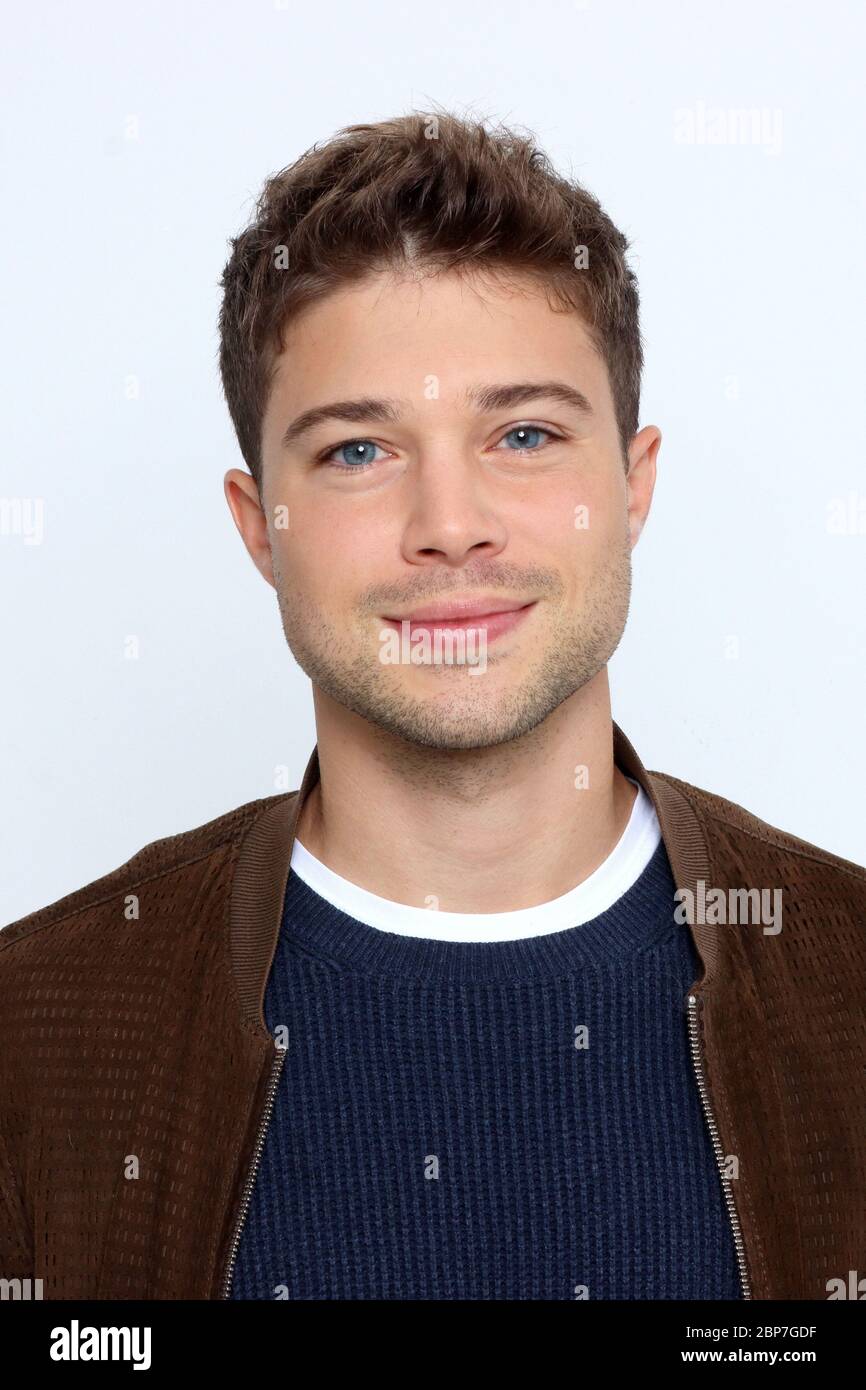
[219,1041,287,1299]
[687,992,752,1299]
[221,1005,752,1298]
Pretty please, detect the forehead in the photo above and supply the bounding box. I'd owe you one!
[271,267,604,394]
[258,269,619,473]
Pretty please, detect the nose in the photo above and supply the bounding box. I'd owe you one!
[400,452,509,567]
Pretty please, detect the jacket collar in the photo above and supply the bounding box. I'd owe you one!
[230,721,715,1041]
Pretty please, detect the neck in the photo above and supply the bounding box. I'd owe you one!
[295,673,637,914]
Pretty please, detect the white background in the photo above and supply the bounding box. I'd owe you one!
[2,0,864,923]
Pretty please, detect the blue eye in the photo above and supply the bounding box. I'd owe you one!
[322,439,383,471]
[319,424,560,473]
[498,425,552,451]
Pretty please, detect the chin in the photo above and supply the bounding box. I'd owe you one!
[364,690,558,752]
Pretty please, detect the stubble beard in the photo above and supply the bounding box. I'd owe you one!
[272,539,632,752]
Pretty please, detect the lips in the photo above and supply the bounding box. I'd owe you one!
[381,599,537,644]
[384,596,532,623]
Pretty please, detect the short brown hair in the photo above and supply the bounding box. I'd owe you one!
[218,109,643,490]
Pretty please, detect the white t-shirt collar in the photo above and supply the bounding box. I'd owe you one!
[288,778,661,942]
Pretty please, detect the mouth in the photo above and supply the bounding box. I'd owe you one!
[381,599,537,644]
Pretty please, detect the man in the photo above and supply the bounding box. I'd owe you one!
[1,112,864,1302]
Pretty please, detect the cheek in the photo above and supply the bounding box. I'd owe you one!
[275,497,389,601]
[569,469,624,541]
[527,475,624,586]
[519,472,614,550]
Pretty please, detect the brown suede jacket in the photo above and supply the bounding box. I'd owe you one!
[1,722,864,1300]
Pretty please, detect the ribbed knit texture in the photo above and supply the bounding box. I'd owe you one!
[230,839,743,1300]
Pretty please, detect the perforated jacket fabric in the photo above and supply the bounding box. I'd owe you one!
[1,721,864,1300]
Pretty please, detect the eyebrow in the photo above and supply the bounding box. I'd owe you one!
[280,380,594,449]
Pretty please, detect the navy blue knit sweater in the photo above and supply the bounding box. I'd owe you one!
[230,838,743,1300]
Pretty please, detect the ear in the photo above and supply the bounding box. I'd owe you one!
[625,426,661,549]
[224,468,275,587]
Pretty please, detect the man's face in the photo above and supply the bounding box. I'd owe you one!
[246,267,657,750]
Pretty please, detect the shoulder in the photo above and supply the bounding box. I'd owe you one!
[649,767,866,911]
[0,792,295,971]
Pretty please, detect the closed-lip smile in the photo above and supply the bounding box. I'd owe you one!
[383,595,534,622]
[381,596,537,644]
